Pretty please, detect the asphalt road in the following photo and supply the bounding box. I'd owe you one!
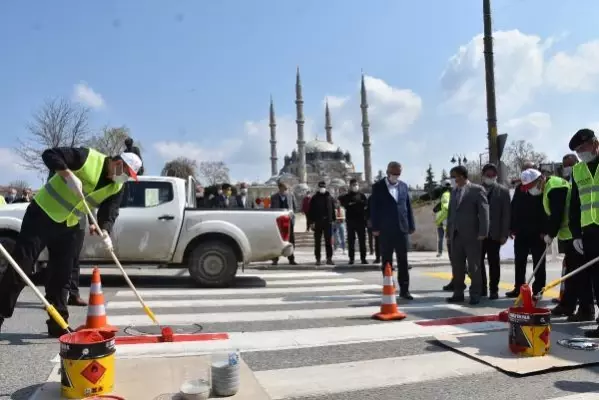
[2,257,599,400]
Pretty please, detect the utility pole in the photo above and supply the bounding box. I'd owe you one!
[483,0,501,180]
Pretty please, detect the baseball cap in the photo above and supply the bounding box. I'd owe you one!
[569,129,596,151]
[520,168,542,191]
[120,152,142,181]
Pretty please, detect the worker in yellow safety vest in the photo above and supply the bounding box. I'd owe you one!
[568,129,599,336]
[0,147,142,337]
[434,181,456,292]
[519,167,590,322]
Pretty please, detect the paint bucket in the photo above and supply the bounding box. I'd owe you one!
[508,306,551,357]
[211,350,240,397]
[59,329,116,399]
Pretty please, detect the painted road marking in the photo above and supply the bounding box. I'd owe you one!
[254,352,494,399]
[423,271,560,298]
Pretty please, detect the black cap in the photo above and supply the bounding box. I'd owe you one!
[318,181,326,188]
[349,178,357,185]
[482,163,498,173]
[569,129,596,151]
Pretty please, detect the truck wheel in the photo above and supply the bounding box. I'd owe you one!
[188,241,238,287]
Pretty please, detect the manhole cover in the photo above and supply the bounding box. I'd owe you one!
[557,337,599,351]
[124,324,203,336]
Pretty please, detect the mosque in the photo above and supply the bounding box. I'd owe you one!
[265,68,374,193]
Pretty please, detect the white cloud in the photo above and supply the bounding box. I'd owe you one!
[152,75,424,185]
[440,30,551,119]
[0,148,40,187]
[504,112,552,142]
[72,82,105,109]
[545,40,599,92]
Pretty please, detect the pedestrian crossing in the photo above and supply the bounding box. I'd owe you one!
[54,270,599,399]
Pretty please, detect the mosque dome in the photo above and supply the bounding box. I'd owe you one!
[305,140,339,154]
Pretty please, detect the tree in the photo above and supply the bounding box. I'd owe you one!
[16,98,90,178]
[463,161,482,184]
[423,164,437,196]
[161,157,197,179]
[87,126,132,156]
[8,180,30,191]
[503,139,547,178]
[440,169,449,182]
[199,161,230,185]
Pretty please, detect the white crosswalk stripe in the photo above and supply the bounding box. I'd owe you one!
[56,270,596,399]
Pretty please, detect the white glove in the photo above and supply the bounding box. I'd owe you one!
[543,235,553,245]
[573,238,584,255]
[101,230,113,251]
[65,171,83,198]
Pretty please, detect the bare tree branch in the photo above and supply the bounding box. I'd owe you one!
[87,126,131,156]
[198,161,230,186]
[8,180,30,191]
[161,157,198,179]
[15,98,91,180]
[503,139,548,179]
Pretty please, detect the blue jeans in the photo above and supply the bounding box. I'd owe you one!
[437,226,445,254]
[334,222,346,250]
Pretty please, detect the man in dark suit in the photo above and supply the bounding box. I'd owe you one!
[270,181,298,265]
[370,162,415,300]
[308,181,336,265]
[446,165,489,305]
[480,163,511,299]
[232,183,255,209]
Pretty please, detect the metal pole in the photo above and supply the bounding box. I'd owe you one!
[483,0,500,179]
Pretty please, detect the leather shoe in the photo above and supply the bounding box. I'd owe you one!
[489,292,499,300]
[68,296,88,307]
[446,296,465,303]
[399,292,414,300]
[469,297,481,305]
[505,289,520,298]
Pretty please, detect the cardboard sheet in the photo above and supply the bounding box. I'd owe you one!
[435,330,599,375]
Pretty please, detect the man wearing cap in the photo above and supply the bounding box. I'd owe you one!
[479,163,511,300]
[0,146,141,337]
[520,168,590,320]
[568,129,599,335]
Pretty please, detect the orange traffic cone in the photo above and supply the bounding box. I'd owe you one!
[372,263,407,321]
[77,267,118,332]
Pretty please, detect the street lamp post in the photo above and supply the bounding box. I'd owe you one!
[450,154,468,166]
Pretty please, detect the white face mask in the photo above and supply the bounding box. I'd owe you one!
[562,166,572,177]
[450,178,457,188]
[350,185,359,192]
[483,177,497,185]
[577,151,596,163]
[388,175,399,184]
[528,186,542,196]
[319,187,326,194]
[217,190,223,195]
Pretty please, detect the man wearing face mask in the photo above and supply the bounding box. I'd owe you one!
[339,179,368,264]
[562,154,578,183]
[233,183,254,209]
[568,129,599,337]
[4,188,17,204]
[308,181,336,265]
[506,161,547,299]
[478,163,511,299]
[211,185,228,208]
[0,146,141,337]
[520,167,592,321]
[370,162,415,300]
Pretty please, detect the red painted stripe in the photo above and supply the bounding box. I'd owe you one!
[416,314,501,326]
[115,332,229,345]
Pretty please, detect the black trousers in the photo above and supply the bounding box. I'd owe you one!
[582,225,599,308]
[560,239,592,310]
[367,228,380,259]
[514,233,546,294]
[0,203,79,326]
[45,227,85,298]
[347,220,367,262]
[380,231,410,291]
[314,221,333,261]
[480,238,501,294]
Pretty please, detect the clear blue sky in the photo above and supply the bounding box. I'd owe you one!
[2,0,599,186]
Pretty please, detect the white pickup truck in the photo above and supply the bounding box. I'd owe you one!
[0,176,294,287]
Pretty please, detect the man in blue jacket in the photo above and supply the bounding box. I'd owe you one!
[370,161,416,300]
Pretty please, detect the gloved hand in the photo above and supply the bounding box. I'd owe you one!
[573,238,584,255]
[543,235,553,245]
[64,171,83,198]
[101,230,113,251]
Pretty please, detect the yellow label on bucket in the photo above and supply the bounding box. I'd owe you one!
[508,308,551,357]
[61,354,115,398]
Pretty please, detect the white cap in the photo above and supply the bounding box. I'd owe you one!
[520,168,542,189]
[120,152,142,181]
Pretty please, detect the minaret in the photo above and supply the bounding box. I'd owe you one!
[325,100,333,144]
[360,73,373,183]
[269,95,278,177]
[295,67,307,183]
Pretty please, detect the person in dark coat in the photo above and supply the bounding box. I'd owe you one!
[338,179,368,264]
[308,181,336,265]
[369,162,415,300]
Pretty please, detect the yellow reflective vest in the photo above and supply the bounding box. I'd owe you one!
[435,191,450,227]
[542,176,572,240]
[572,162,599,228]
[34,148,123,227]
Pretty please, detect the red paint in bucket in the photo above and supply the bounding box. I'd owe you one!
[60,329,116,344]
